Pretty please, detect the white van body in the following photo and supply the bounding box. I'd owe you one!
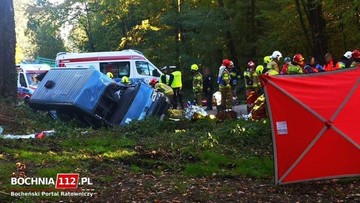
[55,49,162,84]
[17,64,51,101]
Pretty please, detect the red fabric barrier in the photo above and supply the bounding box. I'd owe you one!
[261,67,360,184]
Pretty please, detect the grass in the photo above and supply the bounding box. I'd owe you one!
[0,104,274,202]
[183,151,273,178]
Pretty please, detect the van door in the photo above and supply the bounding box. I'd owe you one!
[19,73,28,87]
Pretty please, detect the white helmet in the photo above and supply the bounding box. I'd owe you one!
[344,51,352,59]
[271,51,282,60]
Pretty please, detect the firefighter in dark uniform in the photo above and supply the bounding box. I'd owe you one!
[203,67,214,111]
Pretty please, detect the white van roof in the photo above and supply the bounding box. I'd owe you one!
[17,64,51,71]
[56,49,147,62]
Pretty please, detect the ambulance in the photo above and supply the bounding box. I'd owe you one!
[17,64,51,101]
[55,49,162,84]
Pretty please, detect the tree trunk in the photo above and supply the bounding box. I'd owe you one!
[306,0,328,63]
[250,0,257,57]
[295,0,312,56]
[84,2,95,51]
[218,0,239,67]
[0,0,17,101]
[175,0,183,67]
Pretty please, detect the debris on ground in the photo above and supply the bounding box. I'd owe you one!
[184,105,208,120]
[0,130,55,139]
[168,109,184,120]
[216,110,237,121]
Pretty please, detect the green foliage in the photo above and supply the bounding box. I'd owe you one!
[17,0,360,72]
[26,1,66,59]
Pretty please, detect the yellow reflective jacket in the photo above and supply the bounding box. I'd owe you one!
[170,71,182,88]
[192,72,203,93]
[287,65,303,74]
[219,68,231,87]
[154,83,174,96]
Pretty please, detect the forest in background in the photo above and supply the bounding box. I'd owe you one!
[14,0,360,72]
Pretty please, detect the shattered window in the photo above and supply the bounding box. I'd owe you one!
[100,62,130,78]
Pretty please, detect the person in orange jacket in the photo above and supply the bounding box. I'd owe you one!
[323,53,340,71]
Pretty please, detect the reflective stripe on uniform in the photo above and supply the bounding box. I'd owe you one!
[155,83,174,96]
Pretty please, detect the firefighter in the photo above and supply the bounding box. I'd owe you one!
[339,51,353,69]
[229,61,241,101]
[106,72,114,79]
[287,54,305,74]
[217,59,233,111]
[280,57,292,74]
[203,67,214,111]
[191,64,203,106]
[149,78,174,99]
[266,51,282,76]
[169,66,184,109]
[350,49,360,68]
[244,61,257,90]
[255,56,270,76]
[160,66,169,85]
[244,61,259,113]
[121,76,130,85]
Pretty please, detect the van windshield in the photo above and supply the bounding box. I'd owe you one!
[100,62,130,78]
[26,73,42,87]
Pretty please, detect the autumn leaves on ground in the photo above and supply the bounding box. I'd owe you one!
[0,104,359,202]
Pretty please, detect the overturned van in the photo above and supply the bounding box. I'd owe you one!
[55,49,162,84]
[29,68,170,127]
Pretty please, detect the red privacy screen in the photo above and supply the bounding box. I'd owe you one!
[261,67,360,185]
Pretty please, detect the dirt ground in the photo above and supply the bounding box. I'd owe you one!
[75,170,360,202]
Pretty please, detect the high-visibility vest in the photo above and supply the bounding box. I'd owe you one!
[256,65,264,75]
[155,83,174,96]
[219,69,231,87]
[192,72,203,92]
[287,65,303,74]
[171,71,182,88]
[266,69,279,76]
[350,61,359,68]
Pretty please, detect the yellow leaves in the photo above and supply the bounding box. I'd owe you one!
[15,46,24,64]
[141,19,160,31]
[100,149,136,158]
[201,132,218,148]
[47,150,57,156]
